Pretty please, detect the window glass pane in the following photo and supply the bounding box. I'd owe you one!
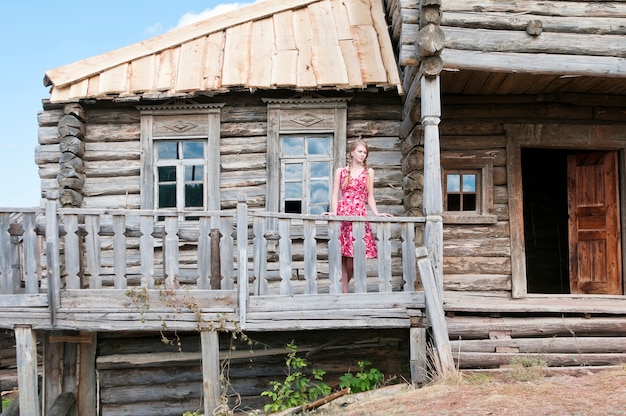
[447,194,460,211]
[284,200,302,214]
[308,137,329,155]
[285,182,302,198]
[447,174,460,192]
[463,194,477,211]
[310,161,329,178]
[285,164,303,180]
[462,174,476,192]
[158,166,177,182]
[310,205,326,215]
[185,165,204,181]
[282,137,304,156]
[310,180,329,204]
[157,142,177,160]
[183,141,204,159]
[185,184,203,207]
[158,184,176,208]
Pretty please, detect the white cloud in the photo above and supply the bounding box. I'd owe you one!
[144,22,163,36]
[176,0,266,28]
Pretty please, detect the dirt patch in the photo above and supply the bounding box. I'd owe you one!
[307,367,626,416]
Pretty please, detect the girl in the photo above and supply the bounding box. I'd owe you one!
[329,139,392,293]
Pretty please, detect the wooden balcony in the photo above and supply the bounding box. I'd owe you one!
[0,202,434,333]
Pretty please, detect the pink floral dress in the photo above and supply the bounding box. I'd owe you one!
[336,167,378,258]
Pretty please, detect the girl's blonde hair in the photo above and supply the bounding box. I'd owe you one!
[342,139,369,190]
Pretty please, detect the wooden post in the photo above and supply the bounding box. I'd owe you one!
[201,330,221,416]
[0,213,11,294]
[409,327,428,385]
[236,199,248,325]
[44,333,63,415]
[46,200,61,323]
[77,332,97,416]
[421,75,444,299]
[15,325,41,416]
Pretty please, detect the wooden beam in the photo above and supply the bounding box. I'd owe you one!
[78,333,98,416]
[409,327,428,385]
[441,49,626,78]
[201,330,221,416]
[15,326,41,416]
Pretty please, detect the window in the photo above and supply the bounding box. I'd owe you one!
[445,170,479,212]
[138,103,224,213]
[155,140,205,209]
[263,96,349,218]
[281,135,332,214]
[442,158,496,224]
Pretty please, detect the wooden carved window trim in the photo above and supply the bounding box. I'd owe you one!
[263,96,350,217]
[138,103,224,213]
[441,157,497,224]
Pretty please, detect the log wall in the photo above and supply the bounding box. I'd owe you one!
[95,328,410,415]
[439,93,626,293]
[38,92,404,212]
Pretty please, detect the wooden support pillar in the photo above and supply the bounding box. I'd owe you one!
[201,330,221,415]
[77,332,98,416]
[15,325,41,416]
[421,75,444,298]
[409,327,428,385]
[43,333,63,415]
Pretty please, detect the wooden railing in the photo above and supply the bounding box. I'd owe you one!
[0,201,426,305]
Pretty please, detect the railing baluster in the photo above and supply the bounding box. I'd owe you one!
[303,219,318,294]
[112,215,127,289]
[327,220,341,294]
[377,222,392,292]
[197,217,211,290]
[84,215,101,289]
[45,201,61,314]
[63,214,80,289]
[402,223,417,291]
[236,199,248,321]
[352,221,367,293]
[140,214,155,289]
[163,216,179,289]
[220,217,234,290]
[22,213,39,294]
[0,213,11,294]
[252,217,267,295]
[278,218,293,295]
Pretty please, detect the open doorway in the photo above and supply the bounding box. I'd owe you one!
[521,148,623,295]
[521,149,570,293]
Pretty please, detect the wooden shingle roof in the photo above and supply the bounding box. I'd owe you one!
[44,0,402,103]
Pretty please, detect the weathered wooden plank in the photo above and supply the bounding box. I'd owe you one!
[451,336,626,354]
[201,330,220,416]
[444,274,511,292]
[308,0,349,86]
[15,326,40,416]
[222,22,252,86]
[64,214,80,289]
[455,352,626,368]
[292,7,317,88]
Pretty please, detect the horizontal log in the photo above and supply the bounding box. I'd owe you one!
[441,0,626,17]
[444,238,511,257]
[442,49,626,78]
[440,135,505,150]
[444,102,593,120]
[446,316,626,338]
[444,256,511,275]
[450,336,626,354]
[454,352,626,368]
[84,124,140,142]
[442,12,626,35]
[444,221,510,239]
[83,142,140,161]
[444,274,511,292]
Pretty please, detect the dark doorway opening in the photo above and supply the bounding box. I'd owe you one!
[521,148,570,293]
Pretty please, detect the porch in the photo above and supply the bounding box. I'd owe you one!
[0,201,452,415]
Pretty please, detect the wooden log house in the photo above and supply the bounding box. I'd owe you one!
[1,0,626,414]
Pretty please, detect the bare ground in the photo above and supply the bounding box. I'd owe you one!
[305,366,626,416]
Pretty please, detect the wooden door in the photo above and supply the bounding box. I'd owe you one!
[567,151,622,294]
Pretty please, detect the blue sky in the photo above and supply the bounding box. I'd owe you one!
[0,0,260,207]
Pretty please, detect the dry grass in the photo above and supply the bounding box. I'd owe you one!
[305,365,626,416]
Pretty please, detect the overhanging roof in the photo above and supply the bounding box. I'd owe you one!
[44,0,403,103]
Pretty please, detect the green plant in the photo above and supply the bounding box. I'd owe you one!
[261,340,331,413]
[339,360,384,393]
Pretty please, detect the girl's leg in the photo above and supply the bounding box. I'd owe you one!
[341,256,354,293]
